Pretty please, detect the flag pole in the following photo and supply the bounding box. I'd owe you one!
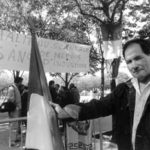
[64,121,67,150]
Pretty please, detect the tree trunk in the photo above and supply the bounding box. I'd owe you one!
[110,57,121,91]
[65,73,69,89]
[110,57,121,143]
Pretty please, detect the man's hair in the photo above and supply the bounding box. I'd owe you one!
[14,77,23,84]
[49,80,55,86]
[69,83,75,89]
[55,84,60,88]
[123,38,150,58]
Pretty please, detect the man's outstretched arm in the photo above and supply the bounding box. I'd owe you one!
[51,103,81,120]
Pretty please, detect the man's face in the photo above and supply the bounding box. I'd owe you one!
[125,43,150,83]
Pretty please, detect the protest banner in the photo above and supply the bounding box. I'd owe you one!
[0,29,90,72]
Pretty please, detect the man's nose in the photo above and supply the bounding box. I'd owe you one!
[131,61,139,70]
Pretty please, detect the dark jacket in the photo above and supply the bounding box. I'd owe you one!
[58,88,75,108]
[70,87,80,103]
[78,81,150,150]
[21,90,28,117]
[49,87,57,102]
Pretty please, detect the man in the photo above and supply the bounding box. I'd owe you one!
[14,77,24,95]
[52,38,150,150]
[55,84,60,94]
[49,80,57,102]
[69,83,80,103]
[21,86,28,118]
[7,77,22,146]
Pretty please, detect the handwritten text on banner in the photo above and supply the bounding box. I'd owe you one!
[0,30,90,72]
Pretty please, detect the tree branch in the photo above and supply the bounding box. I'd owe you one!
[68,73,78,84]
[111,0,122,22]
[74,0,104,24]
[108,0,115,5]
[101,1,111,20]
[118,0,129,23]
[56,73,66,83]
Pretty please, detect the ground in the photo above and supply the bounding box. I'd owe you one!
[0,112,21,150]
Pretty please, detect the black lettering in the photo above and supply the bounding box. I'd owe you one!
[68,143,73,149]
[7,49,16,61]
[17,51,27,63]
[74,143,78,149]
[78,141,83,148]
[42,51,50,65]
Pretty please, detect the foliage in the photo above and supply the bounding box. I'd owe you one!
[123,0,150,40]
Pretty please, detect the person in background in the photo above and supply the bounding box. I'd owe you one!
[69,83,80,103]
[52,38,150,150]
[21,86,28,124]
[49,80,57,102]
[55,84,60,94]
[14,77,24,95]
[7,77,22,147]
[57,86,70,107]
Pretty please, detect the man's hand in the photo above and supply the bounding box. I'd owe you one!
[50,103,71,119]
[50,103,81,120]
[64,104,81,119]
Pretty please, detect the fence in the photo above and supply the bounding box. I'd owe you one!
[0,117,27,149]
[0,116,117,150]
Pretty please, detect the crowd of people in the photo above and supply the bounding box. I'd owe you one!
[49,80,80,107]
[3,76,80,147]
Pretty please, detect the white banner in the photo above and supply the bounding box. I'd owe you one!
[0,30,90,72]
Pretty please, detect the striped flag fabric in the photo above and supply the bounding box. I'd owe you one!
[25,31,64,150]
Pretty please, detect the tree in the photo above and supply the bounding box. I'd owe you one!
[0,0,29,81]
[12,70,24,82]
[50,72,80,88]
[68,0,128,96]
